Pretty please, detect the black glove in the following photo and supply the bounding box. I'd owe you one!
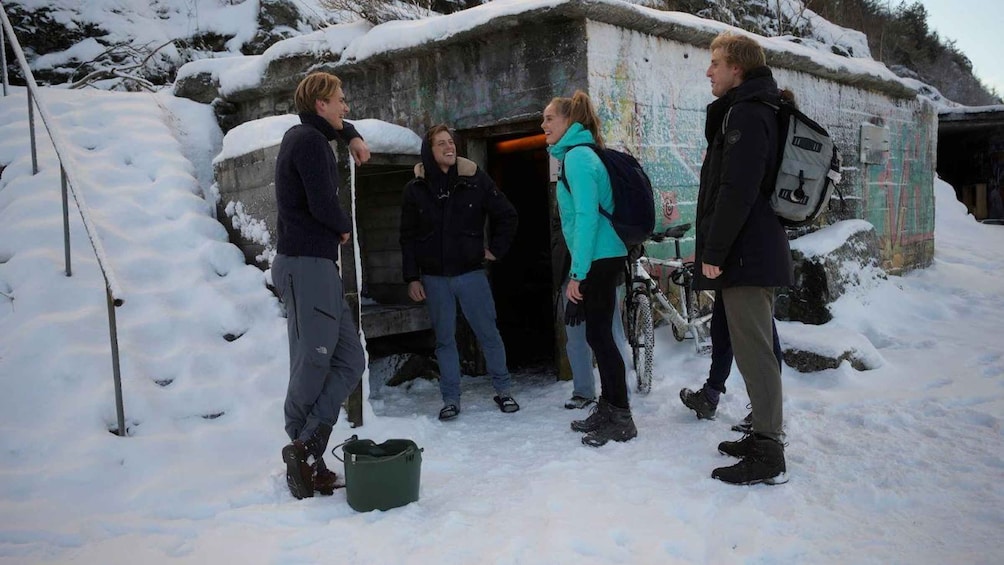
[564,299,586,327]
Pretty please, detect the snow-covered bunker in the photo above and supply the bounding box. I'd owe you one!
[210,0,936,373]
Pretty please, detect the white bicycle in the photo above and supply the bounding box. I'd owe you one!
[624,223,714,394]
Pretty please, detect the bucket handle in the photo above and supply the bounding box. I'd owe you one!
[329,434,359,463]
[348,445,424,465]
[330,435,424,464]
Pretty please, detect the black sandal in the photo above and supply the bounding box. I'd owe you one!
[438,404,460,421]
[494,395,520,413]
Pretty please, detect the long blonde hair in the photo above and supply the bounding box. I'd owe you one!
[548,90,604,148]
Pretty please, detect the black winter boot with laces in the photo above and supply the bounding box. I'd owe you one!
[679,386,718,420]
[718,433,758,458]
[711,435,788,485]
[582,404,637,447]
[570,398,612,433]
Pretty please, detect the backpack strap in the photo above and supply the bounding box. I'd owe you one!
[557,143,614,219]
[722,99,778,198]
[557,143,597,190]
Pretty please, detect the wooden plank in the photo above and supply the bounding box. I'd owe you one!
[976,183,988,220]
[361,304,431,338]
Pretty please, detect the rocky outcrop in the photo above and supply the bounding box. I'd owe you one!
[776,220,886,325]
[778,320,884,373]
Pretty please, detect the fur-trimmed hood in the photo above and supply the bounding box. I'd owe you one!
[413,156,478,179]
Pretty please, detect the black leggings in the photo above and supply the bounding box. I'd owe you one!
[583,256,628,409]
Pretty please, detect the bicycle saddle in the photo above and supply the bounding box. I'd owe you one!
[651,223,691,242]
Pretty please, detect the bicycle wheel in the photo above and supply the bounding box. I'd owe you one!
[629,293,654,394]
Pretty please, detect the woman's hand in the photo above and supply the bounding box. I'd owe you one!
[566,278,583,303]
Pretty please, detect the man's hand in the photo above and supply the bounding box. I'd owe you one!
[339,232,351,245]
[348,138,371,166]
[407,280,426,302]
[484,249,497,261]
[702,263,722,279]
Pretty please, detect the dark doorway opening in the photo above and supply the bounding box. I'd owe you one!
[486,132,555,372]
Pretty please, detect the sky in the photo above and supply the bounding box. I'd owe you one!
[1,81,1004,564]
[920,0,1004,97]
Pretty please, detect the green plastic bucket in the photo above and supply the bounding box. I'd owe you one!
[339,437,423,512]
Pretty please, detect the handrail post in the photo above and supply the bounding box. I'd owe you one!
[61,166,71,276]
[1,18,8,96]
[27,88,37,174]
[107,288,126,437]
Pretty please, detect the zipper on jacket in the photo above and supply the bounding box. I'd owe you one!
[288,274,300,339]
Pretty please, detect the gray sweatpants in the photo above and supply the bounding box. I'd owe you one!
[271,254,365,444]
[720,286,784,442]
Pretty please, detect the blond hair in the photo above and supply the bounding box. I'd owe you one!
[293,72,343,114]
[710,32,766,75]
[548,90,604,148]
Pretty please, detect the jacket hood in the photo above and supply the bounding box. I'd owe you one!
[413,153,478,179]
[731,66,780,104]
[547,122,597,160]
[705,66,781,143]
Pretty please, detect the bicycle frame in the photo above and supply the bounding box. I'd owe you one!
[627,231,713,355]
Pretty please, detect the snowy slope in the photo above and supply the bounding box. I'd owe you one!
[0,86,1002,564]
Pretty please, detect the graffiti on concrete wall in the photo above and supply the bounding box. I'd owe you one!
[858,110,937,272]
[587,23,708,260]
[586,21,936,271]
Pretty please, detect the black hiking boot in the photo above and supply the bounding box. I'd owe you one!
[564,395,596,410]
[718,433,757,458]
[282,440,314,499]
[712,435,788,485]
[313,456,341,496]
[680,386,718,420]
[282,424,332,500]
[571,398,612,433]
[582,404,637,447]
[731,411,753,433]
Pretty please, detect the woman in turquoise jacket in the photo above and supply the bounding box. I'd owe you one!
[542,91,636,447]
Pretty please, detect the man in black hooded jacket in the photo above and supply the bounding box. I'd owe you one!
[693,32,794,486]
[400,125,519,421]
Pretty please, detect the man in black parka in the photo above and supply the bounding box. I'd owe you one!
[693,32,794,485]
[400,125,519,421]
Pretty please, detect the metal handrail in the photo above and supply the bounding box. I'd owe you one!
[1,1,128,436]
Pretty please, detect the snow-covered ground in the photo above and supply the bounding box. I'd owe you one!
[1,86,1002,564]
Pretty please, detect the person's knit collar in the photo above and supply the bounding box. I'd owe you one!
[298,111,338,141]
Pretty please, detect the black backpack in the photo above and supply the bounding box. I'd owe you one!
[559,143,656,247]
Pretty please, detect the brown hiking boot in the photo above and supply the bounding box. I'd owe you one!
[313,457,342,496]
[282,440,314,499]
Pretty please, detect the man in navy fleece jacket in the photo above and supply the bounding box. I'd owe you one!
[270,72,371,500]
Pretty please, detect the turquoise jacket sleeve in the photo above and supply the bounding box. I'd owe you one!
[563,147,607,281]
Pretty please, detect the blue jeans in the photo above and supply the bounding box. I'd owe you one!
[564,280,627,400]
[422,270,511,406]
[705,291,782,395]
